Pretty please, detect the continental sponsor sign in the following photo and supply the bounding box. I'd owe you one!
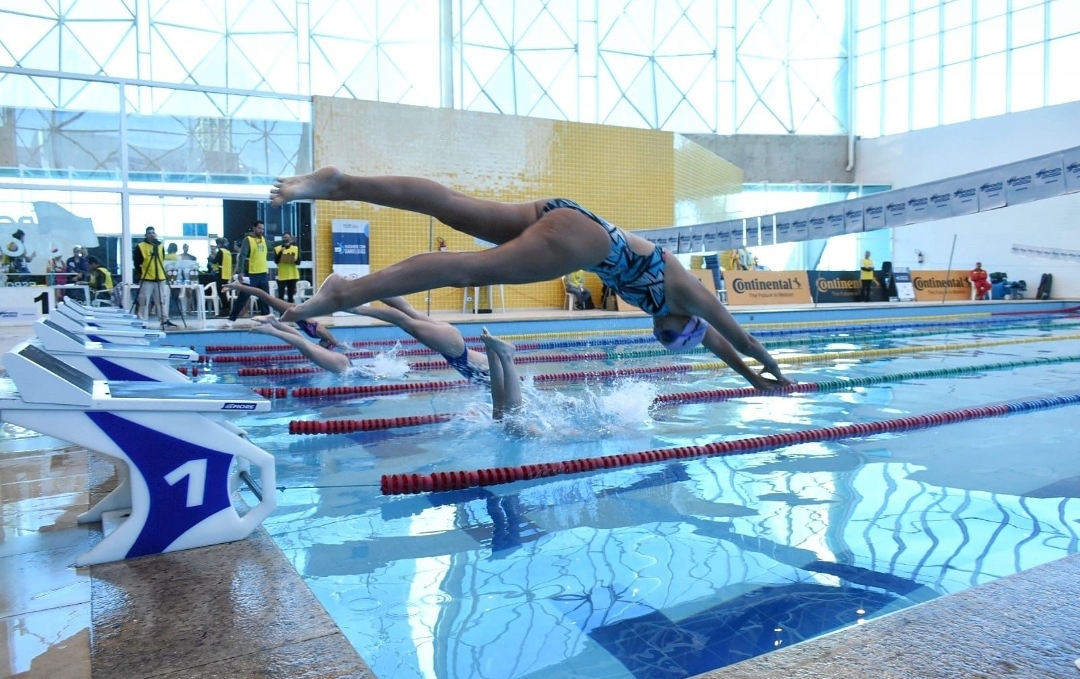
[723,271,812,305]
[911,270,971,301]
[807,270,886,303]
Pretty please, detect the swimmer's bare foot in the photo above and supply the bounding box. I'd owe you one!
[251,314,275,325]
[480,328,516,360]
[249,322,275,336]
[270,166,343,207]
[279,273,349,322]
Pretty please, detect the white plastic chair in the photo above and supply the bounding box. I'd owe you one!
[295,280,312,303]
[91,290,114,307]
[202,282,220,317]
[562,277,576,311]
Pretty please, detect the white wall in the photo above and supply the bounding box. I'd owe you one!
[855,100,1080,298]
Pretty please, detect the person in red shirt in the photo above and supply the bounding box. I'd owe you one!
[970,262,991,300]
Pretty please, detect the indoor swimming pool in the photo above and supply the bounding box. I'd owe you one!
[177,311,1080,679]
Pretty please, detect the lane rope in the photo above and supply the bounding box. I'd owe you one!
[287,353,1080,434]
[380,392,1080,494]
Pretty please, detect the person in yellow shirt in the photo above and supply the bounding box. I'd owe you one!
[274,233,301,303]
[211,237,232,317]
[228,220,270,323]
[86,256,114,304]
[859,250,875,302]
[133,226,174,327]
[564,269,594,309]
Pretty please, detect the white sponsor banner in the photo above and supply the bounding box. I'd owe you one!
[791,211,810,241]
[745,218,759,247]
[690,228,704,252]
[885,194,907,227]
[775,212,794,243]
[824,204,846,237]
[716,228,732,251]
[1064,146,1080,194]
[862,195,887,231]
[950,176,980,216]
[905,185,933,223]
[701,224,719,251]
[926,184,953,219]
[807,207,828,240]
[976,170,1007,210]
[1005,156,1065,205]
[677,227,693,253]
[843,200,864,234]
[725,220,744,247]
[760,220,774,245]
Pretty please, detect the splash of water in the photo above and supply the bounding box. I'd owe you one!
[348,342,412,380]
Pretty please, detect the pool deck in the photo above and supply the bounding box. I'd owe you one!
[3,299,1080,679]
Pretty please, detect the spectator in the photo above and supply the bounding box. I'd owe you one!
[87,256,114,304]
[859,250,874,302]
[564,269,594,309]
[3,229,35,277]
[64,246,90,301]
[274,233,300,303]
[970,262,991,300]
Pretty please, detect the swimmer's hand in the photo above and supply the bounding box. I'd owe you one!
[752,368,796,390]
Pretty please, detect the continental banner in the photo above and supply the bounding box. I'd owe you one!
[911,269,972,301]
[723,270,812,305]
[807,270,887,303]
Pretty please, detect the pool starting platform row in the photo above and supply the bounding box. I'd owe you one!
[1,299,276,566]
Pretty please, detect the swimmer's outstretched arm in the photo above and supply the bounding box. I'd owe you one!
[701,328,789,390]
[664,268,791,385]
[250,315,350,375]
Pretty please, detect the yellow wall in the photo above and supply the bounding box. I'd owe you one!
[313,96,741,311]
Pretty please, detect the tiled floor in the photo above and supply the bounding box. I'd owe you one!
[3,303,1080,678]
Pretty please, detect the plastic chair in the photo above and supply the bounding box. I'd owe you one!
[295,280,312,303]
[202,282,220,317]
[562,277,576,311]
[91,289,114,307]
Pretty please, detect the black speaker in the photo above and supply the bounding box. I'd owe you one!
[880,261,898,298]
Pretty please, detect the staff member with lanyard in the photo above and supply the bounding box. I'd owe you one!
[228,220,270,323]
[133,226,176,327]
[274,233,300,303]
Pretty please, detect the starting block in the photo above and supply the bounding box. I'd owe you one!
[56,300,147,329]
[33,318,197,382]
[1,342,276,565]
[48,307,164,345]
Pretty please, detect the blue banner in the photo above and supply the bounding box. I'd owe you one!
[331,219,370,280]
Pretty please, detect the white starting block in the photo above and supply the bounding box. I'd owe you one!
[33,318,197,382]
[56,300,148,329]
[62,298,136,318]
[48,308,164,345]
[1,342,276,565]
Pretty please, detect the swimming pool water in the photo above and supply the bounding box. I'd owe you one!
[222,323,1080,679]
